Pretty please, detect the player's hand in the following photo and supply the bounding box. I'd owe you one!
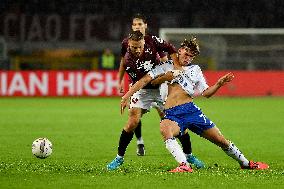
[217,72,234,87]
[151,71,175,85]
[120,97,128,115]
[151,76,165,85]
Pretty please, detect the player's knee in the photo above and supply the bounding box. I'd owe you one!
[215,137,229,149]
[160,126,166,136]
[160,125,171,139]
[131,117,140,126]
[126,118,140,131]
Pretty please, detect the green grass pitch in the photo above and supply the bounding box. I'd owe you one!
[0,97,283,189]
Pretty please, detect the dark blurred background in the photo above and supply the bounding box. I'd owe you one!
[0,0,284,71]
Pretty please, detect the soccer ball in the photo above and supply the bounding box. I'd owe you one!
[32,137,53,159]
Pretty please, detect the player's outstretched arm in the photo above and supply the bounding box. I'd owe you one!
[120,74,152,114]
[202,72,234,98]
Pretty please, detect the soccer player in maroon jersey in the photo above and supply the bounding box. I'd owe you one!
[117,14,167,156]
[107,30,203,170]
[116,14,203,167]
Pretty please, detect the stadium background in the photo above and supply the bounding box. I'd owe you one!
[1,1,284,189]
[0,0,284,97]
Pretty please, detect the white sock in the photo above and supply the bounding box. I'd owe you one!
[223,142,249,166]
[165,137,187,165]
[116,154,123,159]
[137,137,144,145]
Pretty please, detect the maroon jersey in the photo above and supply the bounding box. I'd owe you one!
[123,35,177,89]
[121,34,167,58]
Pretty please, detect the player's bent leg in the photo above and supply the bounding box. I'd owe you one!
[201,126,229,149]
[160,119,191,172]
[160,119,180,140]
[201,127,248,166]
[224,142,269,170]
[164,137,189,170]
[201,126,268,169]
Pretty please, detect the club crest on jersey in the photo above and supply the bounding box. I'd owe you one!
[131,98,138,104]
[145,48,153,54]
[137,60,153,71]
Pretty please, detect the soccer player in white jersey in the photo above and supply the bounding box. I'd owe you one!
[120,37,269,172]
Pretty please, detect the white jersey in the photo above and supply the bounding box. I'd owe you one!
[148,60,209,97]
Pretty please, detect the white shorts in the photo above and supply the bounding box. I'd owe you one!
[130,88,164,111]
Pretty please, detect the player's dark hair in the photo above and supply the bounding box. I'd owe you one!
[180,37,200,56]
[128,30,144,41]
[132,13,147,23]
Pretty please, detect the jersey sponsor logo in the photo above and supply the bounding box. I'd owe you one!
[137,60,153,71]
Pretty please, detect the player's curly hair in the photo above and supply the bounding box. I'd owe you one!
[128,30,144,41]
[180,37,200,56]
